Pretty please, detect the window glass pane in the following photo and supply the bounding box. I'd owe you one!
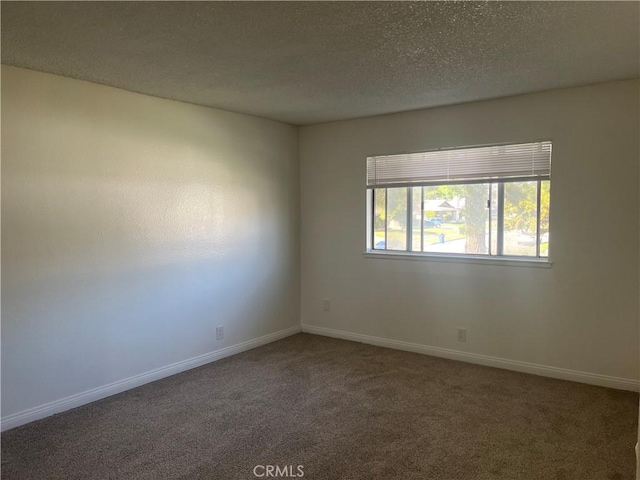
[421,184,488,254]
[540,181,550,257]
[503,181,538,257]
[373,189,386,250]
[386,187,407,251]
[489,183,498,255]
[369,180,549,259]
[462,184,490,255]
[411,187,422,252]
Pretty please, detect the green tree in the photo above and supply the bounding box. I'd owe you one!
[374,188,408,228]
[423,185,464,201]
[373,189,386,232]
[504,181,550,234]
[387,187,407,228]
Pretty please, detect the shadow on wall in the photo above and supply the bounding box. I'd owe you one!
[1,161,295,416]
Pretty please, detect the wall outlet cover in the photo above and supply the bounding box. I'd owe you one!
[457,328,467,343]
[322,300,331,312]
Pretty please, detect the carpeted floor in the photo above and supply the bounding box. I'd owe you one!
[1,333,637,480]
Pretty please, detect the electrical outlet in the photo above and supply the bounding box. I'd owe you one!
[322,299,331,312]
[216,326,224,341]
[457,328,466,343]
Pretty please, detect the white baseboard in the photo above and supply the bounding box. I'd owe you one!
[1,325,302,432]
[301,324,639,392]
[5,323,635,432]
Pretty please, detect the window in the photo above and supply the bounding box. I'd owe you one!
[366,141,551,259]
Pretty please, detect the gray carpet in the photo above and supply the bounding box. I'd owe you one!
[2,333,637,480]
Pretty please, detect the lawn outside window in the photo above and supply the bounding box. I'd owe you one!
[365,141,552,263]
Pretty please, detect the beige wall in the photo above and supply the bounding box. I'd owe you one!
[300,79,640,386]
[1,66,300,424]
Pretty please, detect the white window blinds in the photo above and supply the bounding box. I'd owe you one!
[366,141,551,188]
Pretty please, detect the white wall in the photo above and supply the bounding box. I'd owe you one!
[300,79,640,388]
[1,66,300,424]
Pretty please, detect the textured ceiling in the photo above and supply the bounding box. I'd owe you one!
[2,1,639,125]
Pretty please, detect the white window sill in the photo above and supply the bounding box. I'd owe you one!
[363,250,552,268]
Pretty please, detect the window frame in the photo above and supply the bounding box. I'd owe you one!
[364,141,552,266]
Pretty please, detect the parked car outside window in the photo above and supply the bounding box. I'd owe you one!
[424,219,440,228]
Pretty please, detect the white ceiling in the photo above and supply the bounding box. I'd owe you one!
[2,1,638,125]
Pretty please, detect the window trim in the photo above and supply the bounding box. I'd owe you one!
[363,250,553,268]
[365,140,553,264]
